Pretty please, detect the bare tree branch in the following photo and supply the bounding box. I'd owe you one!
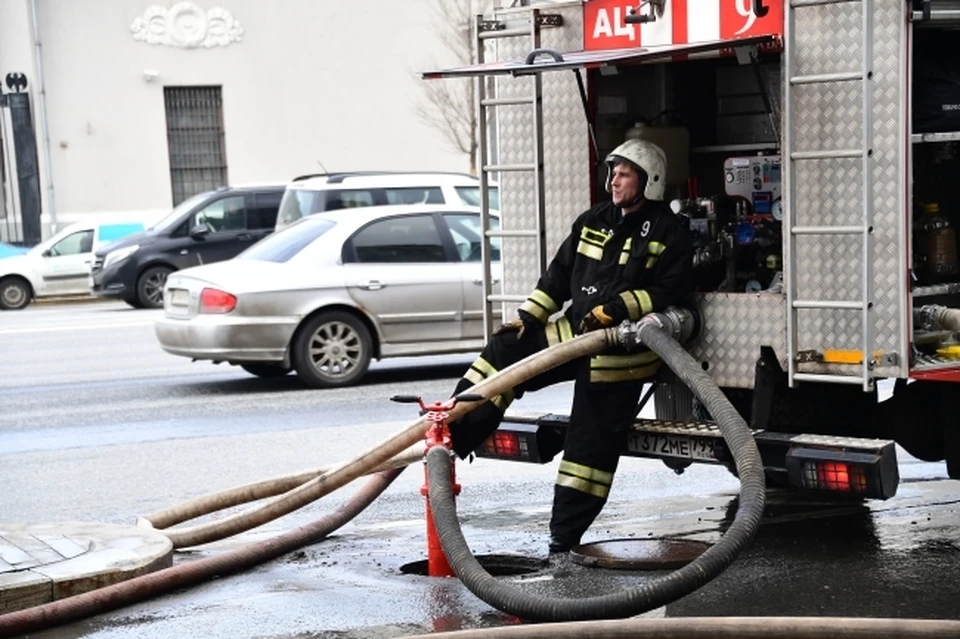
[417,0,480,173]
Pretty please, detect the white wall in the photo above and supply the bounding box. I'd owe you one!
[1,0,471,232]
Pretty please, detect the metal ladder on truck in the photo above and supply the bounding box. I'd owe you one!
[474,7,561,339]
[784,0,876,391]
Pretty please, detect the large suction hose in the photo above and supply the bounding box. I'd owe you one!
[0,468,405,638]
[427,313,766,622]
[161,328,619,548]
[404,616,960,639]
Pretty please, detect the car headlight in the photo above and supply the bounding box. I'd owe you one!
[103,245,139,269]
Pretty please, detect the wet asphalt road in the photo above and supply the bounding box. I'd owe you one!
[1,301,959,638]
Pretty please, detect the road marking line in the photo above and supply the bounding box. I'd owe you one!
[0,320,156,335]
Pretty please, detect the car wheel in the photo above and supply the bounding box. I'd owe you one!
[240,364,291,378]
[123,295,145,309]
[292,311,372,388]
[136,266,172,309]
[0,276,32,310]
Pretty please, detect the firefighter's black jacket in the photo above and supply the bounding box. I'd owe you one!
[519,199,693,330]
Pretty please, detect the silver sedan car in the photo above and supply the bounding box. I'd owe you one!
[154,204,502,388]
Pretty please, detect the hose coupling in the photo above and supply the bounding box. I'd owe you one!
[618,305,700,351]
[915,304,960,332]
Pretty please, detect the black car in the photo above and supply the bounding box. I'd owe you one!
[90,184,285,308]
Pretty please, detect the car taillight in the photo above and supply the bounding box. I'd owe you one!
[199,287,237,314]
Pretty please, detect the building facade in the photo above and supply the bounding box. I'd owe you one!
[0,0,470,241]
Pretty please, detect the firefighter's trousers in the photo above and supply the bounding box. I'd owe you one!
[448,319,656,550]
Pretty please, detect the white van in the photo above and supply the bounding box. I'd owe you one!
[274,171,499,231]
[0,217,151,310]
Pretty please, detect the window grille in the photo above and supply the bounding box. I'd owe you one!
[164,86,228,205]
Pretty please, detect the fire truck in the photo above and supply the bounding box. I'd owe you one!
[423,0,960,499]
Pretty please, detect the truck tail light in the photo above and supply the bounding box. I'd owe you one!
[483,432,523,458]
[786,447,899,499]
[199,287,237,314]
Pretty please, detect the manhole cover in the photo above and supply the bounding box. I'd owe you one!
[570,538,711,570]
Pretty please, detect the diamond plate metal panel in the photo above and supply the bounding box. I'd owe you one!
[687,293,787,389]
[790,0,906,380]
[491,3,590,316]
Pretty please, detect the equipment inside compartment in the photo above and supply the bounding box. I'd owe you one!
[589,53,782,294]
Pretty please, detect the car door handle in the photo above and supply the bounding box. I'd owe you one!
[360,280,384,291]
[238,233,252,240]
[473,278,499,285]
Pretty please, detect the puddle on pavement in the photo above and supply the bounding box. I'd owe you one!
[400,553,546,576]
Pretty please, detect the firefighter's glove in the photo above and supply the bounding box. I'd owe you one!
[579,305,616,334]
[493,310,539,340]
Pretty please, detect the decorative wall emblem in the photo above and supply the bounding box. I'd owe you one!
[130,3,243,48]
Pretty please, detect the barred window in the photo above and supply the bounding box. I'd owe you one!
[163,86,228,206]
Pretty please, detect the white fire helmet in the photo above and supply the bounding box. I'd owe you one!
[604,139,668,202]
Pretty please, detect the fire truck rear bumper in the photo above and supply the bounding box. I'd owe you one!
[479,412,899,500]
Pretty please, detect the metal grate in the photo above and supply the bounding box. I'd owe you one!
[163,86,228,205]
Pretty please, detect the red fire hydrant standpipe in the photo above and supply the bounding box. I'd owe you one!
[392,393,484,578]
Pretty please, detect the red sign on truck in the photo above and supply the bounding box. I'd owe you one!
[583,0,783,51]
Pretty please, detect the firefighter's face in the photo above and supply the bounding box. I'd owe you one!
[610,163,640,206]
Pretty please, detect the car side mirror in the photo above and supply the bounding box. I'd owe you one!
[189,224,211,239]
[41,248,52,257]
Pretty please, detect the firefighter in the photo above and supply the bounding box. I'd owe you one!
[447,139,694,554]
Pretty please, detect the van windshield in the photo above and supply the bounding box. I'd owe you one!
[148,191,213,232]
[455,185,500,210]
[276,188,324,228]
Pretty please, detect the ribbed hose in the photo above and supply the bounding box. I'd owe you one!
[403,616,960,639]
[163,329,616,548]
[427,319,766,622]
[0,468,405,638]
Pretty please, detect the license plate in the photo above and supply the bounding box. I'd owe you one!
[169,288,191,307]
[627,433,715,461]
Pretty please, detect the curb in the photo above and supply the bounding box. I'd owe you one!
[0,522,173,614]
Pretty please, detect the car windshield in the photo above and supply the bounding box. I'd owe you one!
[238,218,336,263]
[455,185,500,210]
[148,191,213,232]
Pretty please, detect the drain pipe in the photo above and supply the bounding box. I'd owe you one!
[0,468,405,638]
[404,616,960,639]
[427,309,767,622]
[29,0,57,233]
[158,327,621,549]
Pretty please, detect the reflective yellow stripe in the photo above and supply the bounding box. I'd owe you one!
[648,241,666,255]
[520,289,558,323]
[555,474,609,498]
[490,388,516,412]
[590,361,662,382]
[519,300,550,323]
[559,460,613,485]
[464,368,485,386]
[546,316,574,347]
[472,357,497,377]
[591,351,660,369]
[618,238,633,265]
[529,289,558,314]
[577,241,604,261]
[619,289,654,320]
[645,256,658,269]
[580,227,611,245]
